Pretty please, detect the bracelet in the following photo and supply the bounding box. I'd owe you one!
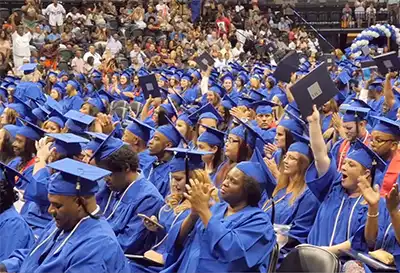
[367,212,379,218]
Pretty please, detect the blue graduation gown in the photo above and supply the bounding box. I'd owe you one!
[306,158,369,246]
[128,206,190,273]
[138,150,156,178]
[161,202,276,273]
[321,114,333,134]
[147,161,172,198]
[14,165,34,191]
[20,168,52,238]
[262,188,320,245]
[1,214,130,273]
[0,207,35,261]
[181,87,199,105]
[351,204,398,272]
[96,174,164,255]
[59,95,84,114]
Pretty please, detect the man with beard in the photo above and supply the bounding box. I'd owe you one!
[368,116,400,196]
[330,101,372,170]
[0,159,129,273]
[92,135,163,256]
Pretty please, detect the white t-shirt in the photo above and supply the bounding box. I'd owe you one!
[12,32,32,57]
[43,3,66,26]
[83,51,102,67]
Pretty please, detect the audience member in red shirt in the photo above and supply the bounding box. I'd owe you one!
[215,12,231,38]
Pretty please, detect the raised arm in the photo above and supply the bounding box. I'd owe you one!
[307,105,331,176]
[386,184,400,243]
[384,72,396,109]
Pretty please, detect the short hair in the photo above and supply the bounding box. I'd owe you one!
[97,144,139,173]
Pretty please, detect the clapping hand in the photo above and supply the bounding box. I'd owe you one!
[35,137,55,160]
[184,178,214,215]
[385,184,400,213]
[264,143,278,159]
[358,174,380,207]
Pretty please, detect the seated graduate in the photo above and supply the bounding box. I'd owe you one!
[330,101,372,170]
[196,125,226,184]
[0,162,34,261]
[93,134,164,255]
[147,124,183,198]
[59,80,84,114]
[21,133,89,238]
[253,134,320,253]
[129,148,219,273]
[342,177,397,272]
[306,105,387,256]
[160,161,276,273]
[122,118,157,178]
[0,159,129,273]
[9,119,46,191]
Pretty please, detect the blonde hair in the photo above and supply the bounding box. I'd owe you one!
[273,153,310,205]
[166,169,219,214]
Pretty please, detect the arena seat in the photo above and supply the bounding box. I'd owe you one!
[277,245,340,273]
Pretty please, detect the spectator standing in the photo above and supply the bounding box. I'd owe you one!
[43,0,66,31]
[83,45,102,67]
[71,49,85,74]
[388,0,400,25]
[12,26,32,69]
[0,30,11,62]
[215,12,231,38]
[341,3,353,28]
[366,3,376,26]
[107,34,123,57]
[21,0,41,29]
[354,0,365,28]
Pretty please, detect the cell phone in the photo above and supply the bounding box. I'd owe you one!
[137,214,164,229]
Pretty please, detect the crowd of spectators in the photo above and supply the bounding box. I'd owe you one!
[0,0,322,79]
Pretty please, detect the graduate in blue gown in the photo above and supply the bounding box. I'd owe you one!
[0,163,34,261]
[122,118,157,177]
[221,73,239,103]
[306,105,387,256]
[147,124,183,198]
[180,74,199,105]
[253,139,320,252]
[59,80,84,114]
[197,126,226,184]
[346,182,398,273]
[129,148,219,273]
[161,161,276,273]
[367,78,384,115]
[0,159,129,273]
[93,137,164,255]
[11,119,46,191]
[330,102,372,170]
[21,133,89,238]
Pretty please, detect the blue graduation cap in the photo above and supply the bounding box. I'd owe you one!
[347,139,387,173]
[167,148,211,173]
[20,63,37,75]
[156,124,182,147]
[47,133,89,157]
[371,115,400,136]
[160,103,177,119]
[336,70,351,85]
[340,104,370,122]
[236,160,267,186]
[181,73,192,82]
[287,132,311,158]
[0,161,29,187]
[90,70,102,80]
[58,71,68,79]
[188,103,223,124]
[238,94,256,107]
[126,118,155,143]
[16,118,46,141]
[87,92,106,112]
[48,71,58,78]
[221,72,234,82]
[47,158,111,196]
[3,124,19,142]
[90,129,125,162]
[249,100,279,115]
[191,69,202,80]
[279,111,305,136]
[169,91,187,106]
[67,80,79,90]
[84,132,108,152]
[177,112,194,127]
[98,89,114,104]
[197,125,226,147]
[47,109,66,128]
[64,110,95,134]
[230,118,266,149]
[209,85,226,98]
[221,94,238,110]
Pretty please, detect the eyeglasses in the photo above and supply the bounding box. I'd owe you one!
[371,138,396,145]
[225,138,240,144]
